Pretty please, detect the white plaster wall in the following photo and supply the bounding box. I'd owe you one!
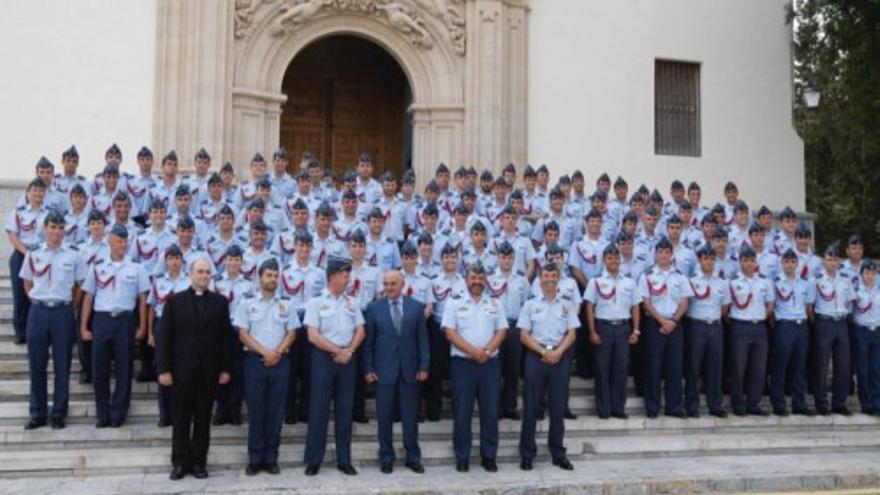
[528,0,805,210]
[0,0,157,181]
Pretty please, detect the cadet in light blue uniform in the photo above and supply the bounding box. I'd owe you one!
[770,248,815,416]
[235,259,299,475]
[441,263,507,473]
[852,261,880,414]
[6,178,49,343]
[684,245,730,418]
[302,257,366,476]
[727,244,774,416]
[585,244,641,420]
[809,245,855,415]
[638,237,692,418]
[19,211,86,430]
[80,224,151,427]
[518,262,579,472]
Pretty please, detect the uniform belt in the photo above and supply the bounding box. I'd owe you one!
[32,300,71,308]
[731,318,764,325]
[96,310,134,318]
[861,325,879,332]
[777,318,805,325]
[599,319,627,326]
[688,317,720,325]
[816,314,846,323]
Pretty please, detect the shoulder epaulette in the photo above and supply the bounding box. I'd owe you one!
[279,295,291,301]
[451,294,461,300]
[213,273,223,281]
[15,205,25,211]
[516,270,525,277]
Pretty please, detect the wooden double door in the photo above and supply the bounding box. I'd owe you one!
[280,35,410,178]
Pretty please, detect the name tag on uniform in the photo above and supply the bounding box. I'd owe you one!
[319,303,333,318]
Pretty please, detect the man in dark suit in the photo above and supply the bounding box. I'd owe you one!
[158,258,232,480]
[364,270,430,474]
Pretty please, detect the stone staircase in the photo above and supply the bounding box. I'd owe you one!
[1,272,880,493]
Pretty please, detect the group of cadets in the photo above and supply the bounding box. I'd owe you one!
[7,142,880,476]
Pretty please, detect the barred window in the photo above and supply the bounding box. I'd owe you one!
[655,60,701,157]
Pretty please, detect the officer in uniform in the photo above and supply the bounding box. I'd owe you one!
[147,245,191,427]
[80,224,151,427]
[425,243,465,421]
[684,245,730,418]
[810,245,855,415]
[585,244,641,420]
[19,211,86,429]
[6,178,49,343]
[638,237,692,418]
[726,245,774,416]
[488,241,530,419]
[852,260,880,415]
[441,263,508,473]
[303,257,366,476]
[234,259,299,475]
[211,245,253,426]
[518,262,579,471]
[770,248,815,416]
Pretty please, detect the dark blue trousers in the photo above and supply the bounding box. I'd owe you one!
[520,352,571,461]
[729,320,768,412]
[813,317,851,410]
[643,317,684,415]
[153,316,173,423]
[9,251,30,342]
[685,318,724,414]
[75,310,91,380]
[593,320,630,417]
[27,304,76,420]
[854,325,880,413]
[244,353,290,465]
[451,356,500,462]
[376,380,422,464]
[286,321,311,421]
[92,312,135,423]
[424,317,449,418]
[304,348,356,467]
[499,321,522,413]
[770,319,809,411]
[215,327,245,421]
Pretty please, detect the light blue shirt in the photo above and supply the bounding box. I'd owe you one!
[278,262,326,312]
[517,294,580,348]
[365,236,401,272]
[303,290,365,347]
[727,273,774,321]
[852,282,880,328]
[348,263,383,310]
[441,294,508,359]
[638,266,692,319]
[147,274,190,318]
[686,273,730,321]
[493,232,537,275]
[82,258,151,312]
[430,272,466,323]
[402,271,435,305]
[5,204,47,248]
[233,293,301,350]
[772,274,813,321]
[211,273,254,320]
[568,236,608,280]
[810,271,855,318]
[487,269,531,320]
[584,272,640,320]
[19,244,86,303]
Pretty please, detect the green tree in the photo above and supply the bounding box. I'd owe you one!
[788,0,880,256]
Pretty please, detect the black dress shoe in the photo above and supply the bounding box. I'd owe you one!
[733,409,747,417]
[338,464,358,475]
[192,465,208,479]
[353,414,369,424]
[481,459,497,472]
[284,414,297,425]
[597,413,610,420]
[773,408,789,417]
[611,412,629,419]
[520,459,532,471]
[264,463,280,475]
[169,466,188,480]
[14,337,25,345]
[79,374,91,384]
[666,411,686,419]
[245,463,260,476]
[456,460,469,472]
[95,419,111,428]
[747,408,769,417]
[687,411,700,418]
[792,408,815,417]
[426,413,441,422]
[816,405,831,416]
[110,419,123,428]
[380,462,393,474]
[212,416,226,426]
[710,410,728,418]
[535,410,545,420]
[563,408,578,419]
[305,464,320,476]
[24,418,46,430]
[50,418,65,429]
[228,416,242,426]
[553,457,574,471]
[405,461,424,473]
[832,406,853,416]
[646,411,658,419]
[158,418,172,428]
[501,410,521,420]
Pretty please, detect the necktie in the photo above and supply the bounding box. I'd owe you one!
[392,300,402,335]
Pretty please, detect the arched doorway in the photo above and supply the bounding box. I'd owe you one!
[279,35,412,178]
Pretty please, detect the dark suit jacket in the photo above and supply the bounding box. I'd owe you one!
[364,296,430,385]
[157,288,232,383]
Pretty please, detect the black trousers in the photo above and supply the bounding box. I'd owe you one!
[424,317,449,418]
[171,371,218,469]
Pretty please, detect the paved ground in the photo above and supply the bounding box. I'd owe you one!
[3,451,880,495]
